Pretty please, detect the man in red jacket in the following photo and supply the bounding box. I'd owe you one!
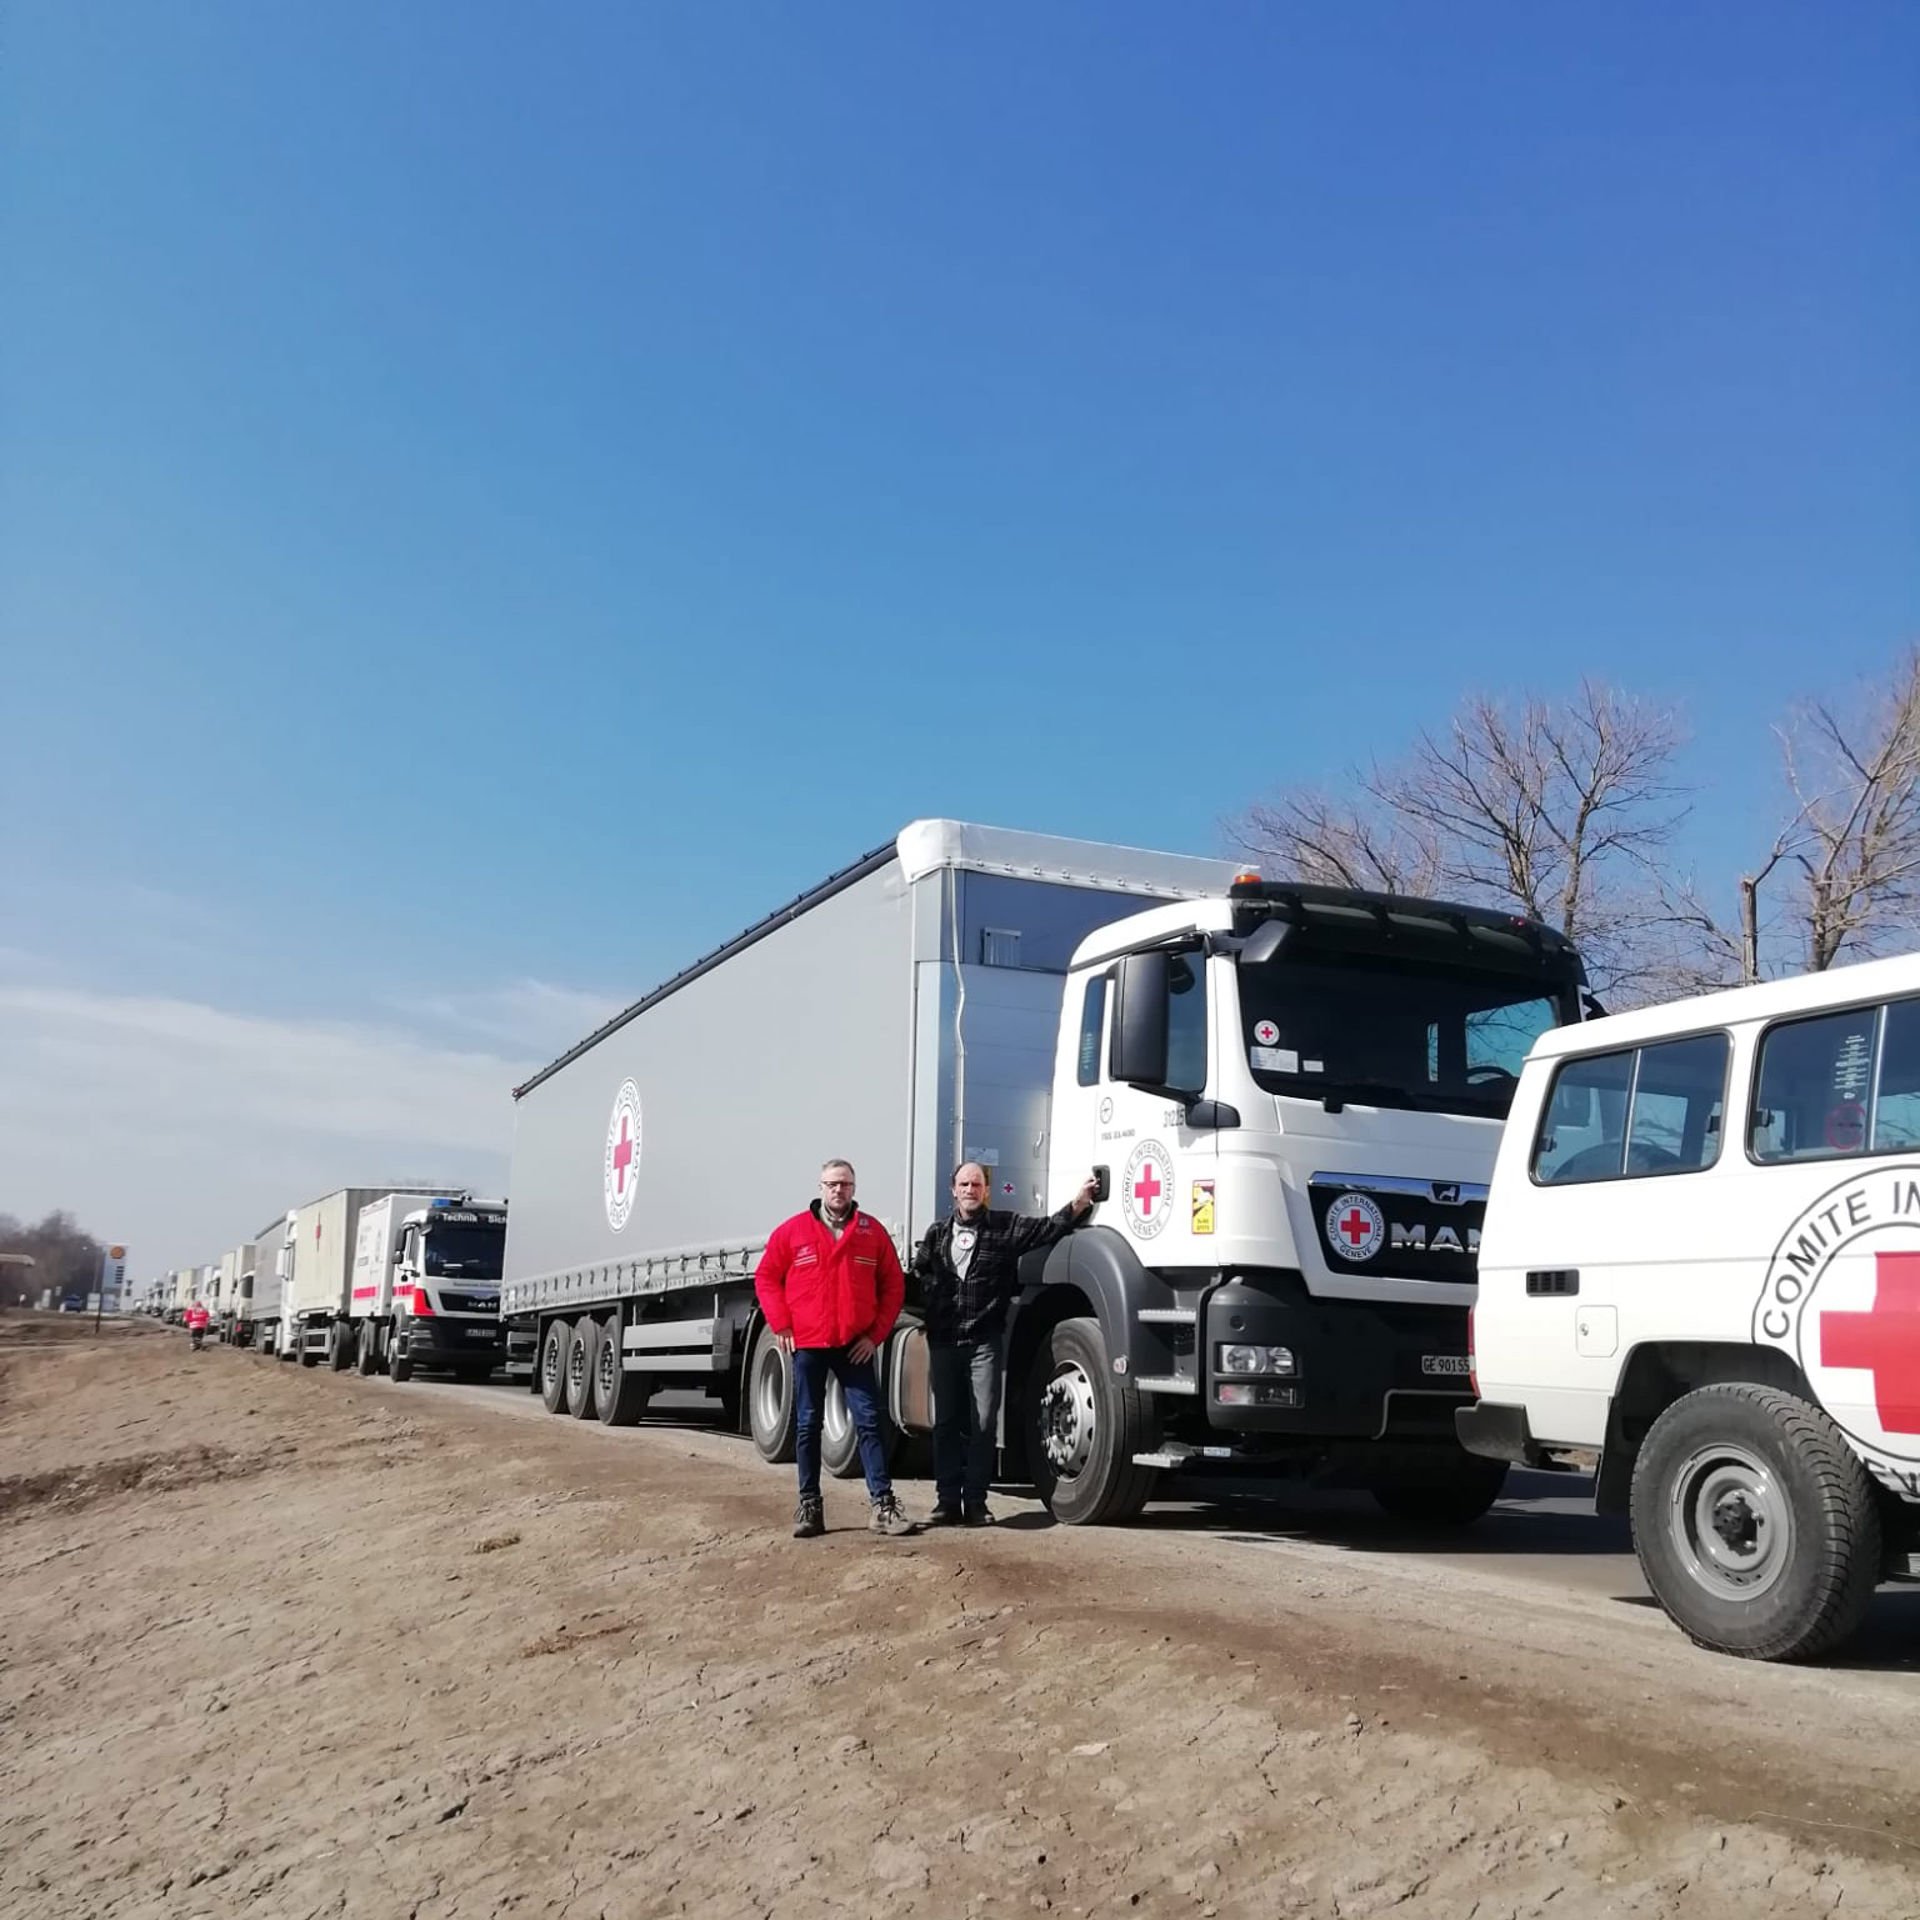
[754,1158,916,1539]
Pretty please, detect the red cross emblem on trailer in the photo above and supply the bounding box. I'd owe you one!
[1754,1167,1920,1470]
[1122,1140,1173,1242]
[603,1079,643,1232]
[1324,1191,1384,1263]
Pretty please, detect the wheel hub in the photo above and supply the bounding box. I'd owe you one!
[1669,1443,1791,1599]
[1038,1364,1097,1477]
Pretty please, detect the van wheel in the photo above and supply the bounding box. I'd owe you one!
[1631,1383,1882,1662]
[1024,1316,1159,1525]
[748,1326,795,1464]
[1370,1453,1509,1527]
[565,1316,600,1419]
[538,1318,572,1414]
[597,1314,649,1426]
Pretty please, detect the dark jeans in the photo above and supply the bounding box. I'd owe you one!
[930,1334,1003,1512]
[791,1345,893,1503]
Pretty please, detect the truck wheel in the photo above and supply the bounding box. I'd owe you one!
[388,1326,414,1383]
[822,1374,898,1479]
[1024,1316,1159,1526]
[747,1325,795,1464]
[1370,1453,1510,1527]
[565,1316,600,1419]
[298,1325,320,1369]
[355,1320,379,1377]
[1631,1383,1883,1662]
[328,1321,354,1372]
[539,1318,571,1413]
[596,1315,649,1426]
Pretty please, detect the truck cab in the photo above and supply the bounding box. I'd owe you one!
[381,1197,509,1382]
[1015,873,1586,1522]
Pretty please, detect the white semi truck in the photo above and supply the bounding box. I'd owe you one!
[347,1192,509,1382]
[278,1185,466,1369]
[502,822,1589,1523]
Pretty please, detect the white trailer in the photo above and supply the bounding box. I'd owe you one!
[346,1193,509,1382]
[215,1245,248,1341]
[504,821,1590,1523]
[282,1186,466,1369]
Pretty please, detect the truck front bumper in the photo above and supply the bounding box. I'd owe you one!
[1199,1274,1472,1440]
[402,1318,503,1365]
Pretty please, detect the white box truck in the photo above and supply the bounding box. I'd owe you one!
[346,1192,509,1382]
[215,1245,247,1341]
[503,821,1589,1524]
[280,1185,465,1369]
[1464,952,1920,1661]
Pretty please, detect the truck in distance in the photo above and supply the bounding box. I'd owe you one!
[348,1193,509,1382]
[501,821,1588,1523]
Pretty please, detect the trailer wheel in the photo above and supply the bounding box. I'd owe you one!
[821,1373,897,1479]
[596,1314,649,1426]
[1370,1453,1509,1527]
[565,1316,600,1419]
[1024,1316,1159,1526]
[747,1325,795,1464]
[328,1321,355,1371]
[539,1318,571,1413]
[1631,1383,1882,1662]
[355,1320,380,1377]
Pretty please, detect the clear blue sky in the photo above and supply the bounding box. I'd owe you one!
[2,3,1916,1267]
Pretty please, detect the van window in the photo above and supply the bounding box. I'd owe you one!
[1751,1006,1877,1162]
[1874,1000,1920,1149]
[1076,975,1108,1087]
[1533,1034,1729,1183]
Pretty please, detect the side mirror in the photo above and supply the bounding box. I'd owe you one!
[1109,951,1171,1087]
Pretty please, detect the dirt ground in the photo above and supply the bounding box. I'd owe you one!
[2,1313,1917,1920]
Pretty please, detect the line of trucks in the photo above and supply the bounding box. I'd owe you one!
[172,820,1920,1663]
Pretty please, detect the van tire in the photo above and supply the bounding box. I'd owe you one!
[1370,1453,1509,1527]
[1631,1383,1882,1663]
[748,1325,795,1464]
[597,1314,650,1426]
[1024,1316,1159,1525]
[538,1318,572,1414]
[565,1316,600,1419]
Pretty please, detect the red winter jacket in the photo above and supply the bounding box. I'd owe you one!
[754,1204,905,1352]
[185,1304,210,1331]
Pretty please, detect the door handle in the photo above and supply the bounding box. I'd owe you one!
[1091,1165,1112,1204]
[1525,1270,1579,1297]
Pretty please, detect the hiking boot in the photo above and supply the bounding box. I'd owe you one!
[925,1504,965,1528]
[792,1496,825,1539]
[962,1504,995,1527]
[869,1493,918,1537]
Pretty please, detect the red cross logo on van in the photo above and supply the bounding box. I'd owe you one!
[1822,1250,1920,1436]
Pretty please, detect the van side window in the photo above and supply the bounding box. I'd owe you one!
[1751,1006,1877,1162]
[1076,975,1108,1087]
[1874,1001,1920,1150]
[1533,1034,1729,1184]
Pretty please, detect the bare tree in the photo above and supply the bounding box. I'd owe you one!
[0,1209,105,1307]
[1662,648,1920,985]
[1233,682,1688,995]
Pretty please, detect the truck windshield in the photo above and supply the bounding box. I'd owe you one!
[422,1225,505,1279]
[1238,954,1569,1117]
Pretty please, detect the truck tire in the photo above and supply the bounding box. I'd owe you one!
[1370,1453,1510,1527]
[1630,1383,1883,1662]
[388,1325,414,1383]
[822,1373,897,1480]
[747,1324,795,1464]
[596,1314,649,1426]
[539,1318,571,1413]
[565,1315,600,1419]
[355,1320,379,1377]
[328,1321,354,1372]
[1024,1316,1159,1526]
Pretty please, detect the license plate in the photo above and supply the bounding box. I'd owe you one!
[466,1328,496,1341]
[1421,1354,1471,1376]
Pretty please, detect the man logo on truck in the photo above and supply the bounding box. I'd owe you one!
[604,1080,643,1232]
[1752,1165,1920,1485]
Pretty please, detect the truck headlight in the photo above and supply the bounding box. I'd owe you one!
[1216,1344,1296,1377]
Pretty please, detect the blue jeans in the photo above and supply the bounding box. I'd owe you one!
[791,1345,893,1502]
[930,1334,1004,1512]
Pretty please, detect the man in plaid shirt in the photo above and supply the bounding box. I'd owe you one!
[912,1163,1098,1525]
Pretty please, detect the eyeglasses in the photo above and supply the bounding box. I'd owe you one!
[820,1179,855,1190]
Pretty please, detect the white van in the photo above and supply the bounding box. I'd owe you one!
[1463,953,1920,1661]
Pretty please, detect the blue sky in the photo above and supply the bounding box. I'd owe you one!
[3,3,1915,1271]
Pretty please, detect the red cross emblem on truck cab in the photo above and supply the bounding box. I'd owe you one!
[1822,1250,1920,1436]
